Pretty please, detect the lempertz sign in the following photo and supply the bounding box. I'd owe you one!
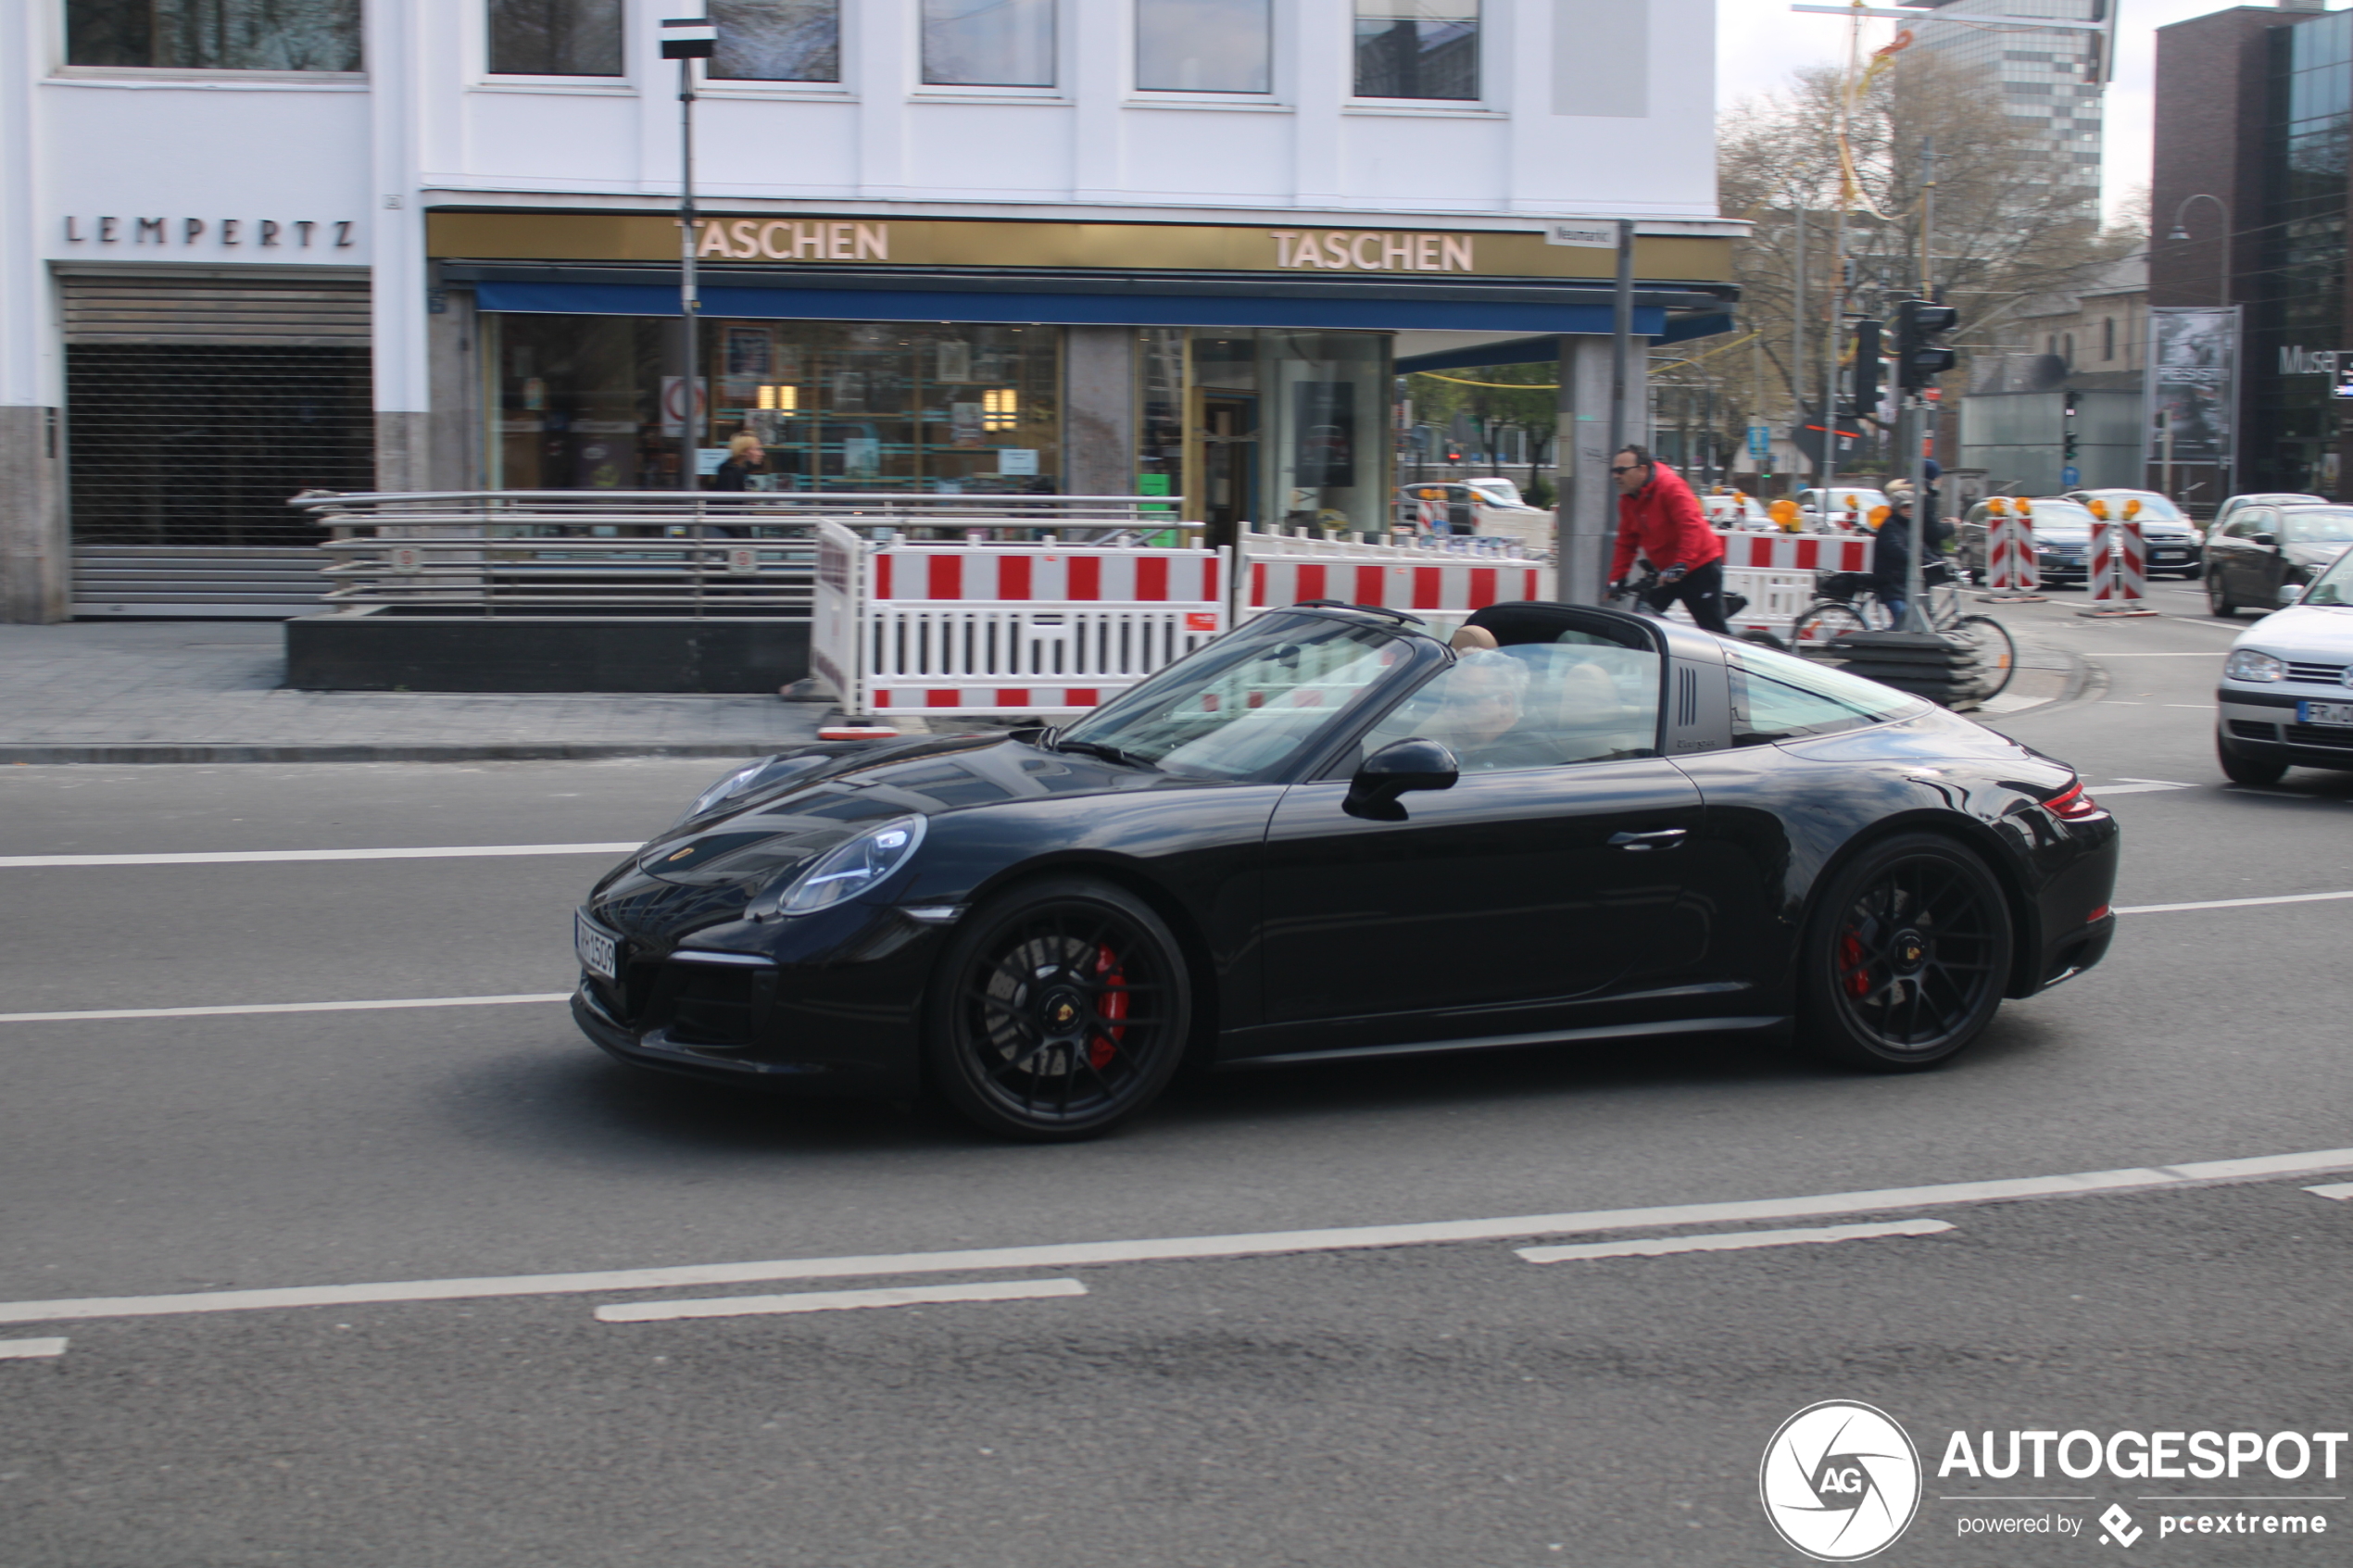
[424,213,1733,283]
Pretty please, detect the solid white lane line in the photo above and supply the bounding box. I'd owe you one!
[0,843,638,870]
[2305,1183,2353,1201]
[2088,783,2192,795]
[2,1147,2349,1327]
[0,993,572,1025]
[596,1279,1087,1323]
[2117,890,2353,915]
[1516,1218,1953,1263]
[0,1337,68,1359]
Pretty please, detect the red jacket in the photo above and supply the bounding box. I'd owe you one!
[1610,462,1725,580]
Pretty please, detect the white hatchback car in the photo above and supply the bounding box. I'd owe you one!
[2216,547,2353,784]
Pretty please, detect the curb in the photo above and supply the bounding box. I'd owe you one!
[0,742,783,765]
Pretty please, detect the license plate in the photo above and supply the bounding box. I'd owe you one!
[574,910,620,981]
[2298,700,2353,728]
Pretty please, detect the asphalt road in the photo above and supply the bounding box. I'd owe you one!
[6,592,2353,1567]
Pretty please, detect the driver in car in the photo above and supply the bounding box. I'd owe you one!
[1422,651,1558,771]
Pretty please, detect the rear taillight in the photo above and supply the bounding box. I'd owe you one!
[2044,782,2103,821]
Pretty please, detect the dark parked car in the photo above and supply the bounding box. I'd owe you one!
[2205,503,2353,617]
[573,603,2121,1139]
[1957,498,2097,586]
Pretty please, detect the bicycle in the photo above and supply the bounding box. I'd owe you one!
[1604,567,1754,628]
[1787,562,2017,697]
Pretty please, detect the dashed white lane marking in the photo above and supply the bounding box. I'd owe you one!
[1516,1218,1953,1263]
[2092,783,2193,795]
[2305,1182,2353,1201]
[596,1279,1088,1323]
[0,843,637,870]
[0,994,571,1025]
[1,1147,2347,1327]
[0,1337,68,1359]
[2117,889,2353,915]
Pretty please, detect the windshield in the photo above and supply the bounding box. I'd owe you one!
[2303,549,2353,607]
[2085,492,2186,522]
[1055,613,1418,779]
[2020,502,2095,533]
[2279,508,2353,544]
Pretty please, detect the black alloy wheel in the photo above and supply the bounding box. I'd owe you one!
[2216,731,2288,788]
[926,877,1191,1140]
[1800,834,2013,1071]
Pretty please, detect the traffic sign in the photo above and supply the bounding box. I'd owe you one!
[1748,424,1772,458]
[2061,464,2081,487]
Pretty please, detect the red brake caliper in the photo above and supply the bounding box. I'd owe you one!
[1838,930,1871,998]
[1090,945,1128,1068]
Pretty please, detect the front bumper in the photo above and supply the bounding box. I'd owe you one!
[571,902,948,1100]
[2218,686,2353,772]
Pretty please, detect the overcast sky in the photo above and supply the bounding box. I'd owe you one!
[1717,0,2347,224]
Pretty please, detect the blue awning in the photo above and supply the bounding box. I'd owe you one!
[473,280,1673,336]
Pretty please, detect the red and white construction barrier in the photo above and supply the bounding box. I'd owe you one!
[1981,504,2043,597]
[1244,557,1546,635]
[2083,516,2155,617]
[812,522,1230,717]
[1715,531,1872,574]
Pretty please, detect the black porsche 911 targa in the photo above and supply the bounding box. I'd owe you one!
[573,602,2119,1139]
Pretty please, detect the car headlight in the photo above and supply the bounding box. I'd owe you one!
[776,815,926,915]
[2225,649,2286,683]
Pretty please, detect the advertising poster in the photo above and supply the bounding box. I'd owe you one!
[2145,306,2240,471]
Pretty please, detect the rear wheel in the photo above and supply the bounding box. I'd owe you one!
[1789,601,1871,659]
[2217,731,2287,787]
[1951,615,2018,698]
[1800,834,2013,1072]
[925,877,1190,1141]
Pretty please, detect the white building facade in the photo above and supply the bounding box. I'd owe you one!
[0,0,1735,621]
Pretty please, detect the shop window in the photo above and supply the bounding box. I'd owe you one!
[488,0,623,77]
[484,316,1063,495]
[1353,0,1478,101]
[922,0,1054,87]
[1137,0,1271,93]
[67,0,361,71]
[711,0,839,82]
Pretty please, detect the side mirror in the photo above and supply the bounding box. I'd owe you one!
[1344,738,1460,822]
[2253,532,2278,548]
[2280,582,2308,606]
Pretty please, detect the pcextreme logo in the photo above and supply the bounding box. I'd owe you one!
[1760,1401,1924,1562]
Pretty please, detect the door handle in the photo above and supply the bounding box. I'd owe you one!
[1608,828,1688,851]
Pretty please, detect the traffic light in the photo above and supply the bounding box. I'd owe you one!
[1840,319,1883,420]
[1894,298,1960,393]
[2061,391,2080,461]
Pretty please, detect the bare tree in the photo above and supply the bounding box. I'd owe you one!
[1705,49,2137,475]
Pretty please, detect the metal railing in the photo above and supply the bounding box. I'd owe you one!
[291,491,1199,617]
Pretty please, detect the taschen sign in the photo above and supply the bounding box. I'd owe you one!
[423,213,1735,283]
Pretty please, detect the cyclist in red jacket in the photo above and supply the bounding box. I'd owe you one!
[1607,446,1731,634]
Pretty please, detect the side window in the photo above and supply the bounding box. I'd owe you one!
[1729,644,1929,746]
[1358,643,1663,772]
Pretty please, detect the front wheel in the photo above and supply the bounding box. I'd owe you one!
[1951,615,2018,698]
[1799,834,2014,1071]
[2208,573,2238,618]
[925,877,1191,1141]
[1789,601,1871,659]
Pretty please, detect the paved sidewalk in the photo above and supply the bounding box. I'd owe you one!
[0,615,2094,764]
[0,622,828,763]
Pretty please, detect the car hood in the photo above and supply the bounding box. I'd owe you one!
[2233,603,2353,658]
[592,733,1166,906]
[2286,542,2351,570]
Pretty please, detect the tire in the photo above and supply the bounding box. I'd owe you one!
[2208,573,2238,618]
[1951,615,2018,698]
[2217,731,2287,787]
[1799,833,2014,1072]
[925,876,1192,1141]
[1789,601,1871,659]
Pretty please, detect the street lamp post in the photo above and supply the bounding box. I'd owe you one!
[2167,193,2233,308]
[662,14,717,494]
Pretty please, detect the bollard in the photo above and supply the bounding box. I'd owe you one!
[2080,510,2158,618]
